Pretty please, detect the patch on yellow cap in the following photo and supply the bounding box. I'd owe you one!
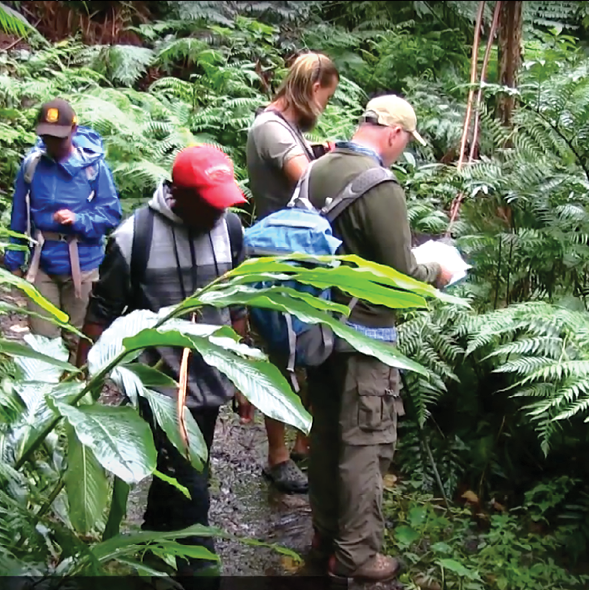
[46,108,59,123]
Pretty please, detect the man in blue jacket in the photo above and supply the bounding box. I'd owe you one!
[4,98,121,359]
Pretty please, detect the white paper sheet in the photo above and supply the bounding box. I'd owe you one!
[412,240,471,287]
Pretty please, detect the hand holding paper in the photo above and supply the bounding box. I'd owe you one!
[412,240,471,287]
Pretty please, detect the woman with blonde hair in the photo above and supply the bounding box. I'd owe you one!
[244,51,340,494]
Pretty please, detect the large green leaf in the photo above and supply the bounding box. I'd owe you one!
[0,339,76,373]
[13,334,69,384]
[90,524,223,564]
[55,402,157,484]
[182,287,428,375]
[102,477,130,542]
[87,308,230,376]
[224,254,467,306]
[193,283,353,315]
[0,268,69,322]
[87,309,166,376]
[287,268,428,308]
[110,362,178,407]
[65,424,109,535]
[339,254,464,303]
[141,388,208,471]
[219,268,428,309]
[122,363,178,388]
[15,382,86,463]
[223,254,417,291]
[122,328,311,432]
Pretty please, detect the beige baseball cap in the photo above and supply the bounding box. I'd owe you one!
[361,95,426,146]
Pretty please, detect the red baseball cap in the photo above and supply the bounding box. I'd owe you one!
[172,145,247,209]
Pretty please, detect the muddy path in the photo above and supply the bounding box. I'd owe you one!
[2,287,402,586]
[125,407,314,576]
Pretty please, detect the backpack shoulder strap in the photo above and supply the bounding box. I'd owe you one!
[130,206,155,290]
[287,161,316,211]
[23,152,43,185]
[266,109,315,162]
[23,152,44,239]
[226,211,243,268]
[321,167,398,223]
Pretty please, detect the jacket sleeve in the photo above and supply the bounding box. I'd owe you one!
[4,164,30,271]
[356,182,441,285]
[84,235,133,327]
[72,160,122,241]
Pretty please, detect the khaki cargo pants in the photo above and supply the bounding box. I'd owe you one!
[307,350,405,571]
[27,268,99,363]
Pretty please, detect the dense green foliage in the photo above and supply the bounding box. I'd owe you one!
[2,0,589,587]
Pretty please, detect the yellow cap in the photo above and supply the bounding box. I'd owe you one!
[361,95,426,146]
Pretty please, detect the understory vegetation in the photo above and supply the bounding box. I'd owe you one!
[2,0,589,588]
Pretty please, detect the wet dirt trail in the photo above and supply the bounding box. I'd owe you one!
[124,406,314,576]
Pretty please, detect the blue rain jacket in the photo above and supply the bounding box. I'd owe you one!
[5,126,122,276]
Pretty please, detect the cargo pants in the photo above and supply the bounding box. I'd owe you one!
[27,268,99,363]
[307,350,404,572]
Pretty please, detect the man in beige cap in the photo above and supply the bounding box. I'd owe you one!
[302,94,452,582]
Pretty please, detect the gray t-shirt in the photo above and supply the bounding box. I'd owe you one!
[246,110,312,220]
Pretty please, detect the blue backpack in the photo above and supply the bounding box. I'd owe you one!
[243,164,397,389]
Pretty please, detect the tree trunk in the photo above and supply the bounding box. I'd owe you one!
[497,1,523,126]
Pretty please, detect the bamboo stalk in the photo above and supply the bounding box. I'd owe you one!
[446,0,486,237]
[457,0,486,171]
[469,1,502,163]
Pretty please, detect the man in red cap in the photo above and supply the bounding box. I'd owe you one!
[77,144,248,578]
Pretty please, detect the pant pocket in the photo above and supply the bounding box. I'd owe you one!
[356,360,400,431]
[341,355,403,445]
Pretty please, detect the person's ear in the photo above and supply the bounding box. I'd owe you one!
[312,81,321,95]
[390,126,404,145]
[387,128,396,147]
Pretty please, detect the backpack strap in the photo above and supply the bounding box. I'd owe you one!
[287,161,316,211]
[130,206,155,305]
[321,167,398,222]
[265,109,316,162]
[23,152,43,186]
[225,211,243,269]
[23,152,43,240]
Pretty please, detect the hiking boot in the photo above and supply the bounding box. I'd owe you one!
[328,553,402,583]
[262,459,308,494]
